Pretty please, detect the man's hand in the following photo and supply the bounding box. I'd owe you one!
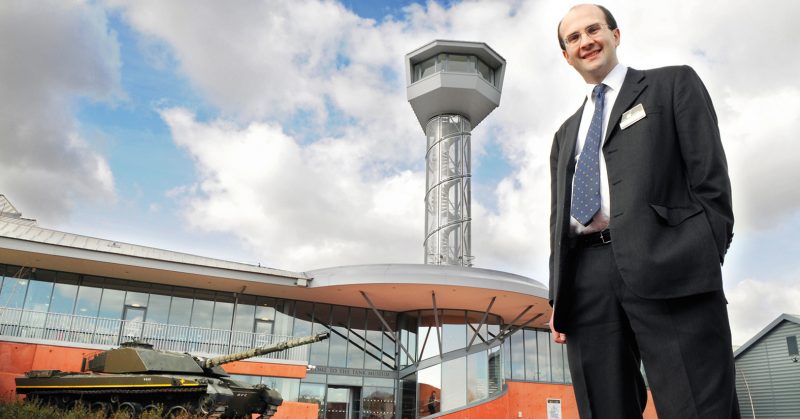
[549,309,567,344]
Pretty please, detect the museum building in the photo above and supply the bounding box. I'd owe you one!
[0,194,583,418]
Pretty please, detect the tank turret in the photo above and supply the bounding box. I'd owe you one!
[16,332,329,418]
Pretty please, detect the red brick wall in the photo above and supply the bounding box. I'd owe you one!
[437,381,658,419]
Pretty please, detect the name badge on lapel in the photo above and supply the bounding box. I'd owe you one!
[620,103,646,130]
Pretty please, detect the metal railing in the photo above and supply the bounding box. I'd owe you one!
[0,307,309,363]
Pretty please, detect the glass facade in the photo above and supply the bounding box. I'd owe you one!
[411,53,497,87]
[0,263,567,418]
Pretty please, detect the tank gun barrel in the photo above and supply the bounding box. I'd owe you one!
[203,332,329,368]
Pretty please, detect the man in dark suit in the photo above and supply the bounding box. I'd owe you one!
[548,4,739,418]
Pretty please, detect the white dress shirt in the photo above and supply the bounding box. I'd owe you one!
[569,63,628,236]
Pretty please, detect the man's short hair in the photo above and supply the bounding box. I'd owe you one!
[558,4,619,50]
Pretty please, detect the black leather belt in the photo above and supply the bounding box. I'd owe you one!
[570,229,612,248]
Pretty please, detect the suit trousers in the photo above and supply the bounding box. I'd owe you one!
[561,243,740,419]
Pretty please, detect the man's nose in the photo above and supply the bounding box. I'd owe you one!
[579,32,596,48]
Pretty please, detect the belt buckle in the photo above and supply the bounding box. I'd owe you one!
[600,229,611,244]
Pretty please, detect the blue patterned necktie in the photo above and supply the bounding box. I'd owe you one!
[571,83,608,226]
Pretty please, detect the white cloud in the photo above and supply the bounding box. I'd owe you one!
[161,107,423,271]
[726,276,800,346]
[0,0,120,221]
[720,89,800,230]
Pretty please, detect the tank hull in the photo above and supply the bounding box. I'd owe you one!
[16,370,282,418]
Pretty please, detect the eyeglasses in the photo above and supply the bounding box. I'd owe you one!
[563,23,611,47]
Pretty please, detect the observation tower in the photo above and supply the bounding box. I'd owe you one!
[405,40,506,266]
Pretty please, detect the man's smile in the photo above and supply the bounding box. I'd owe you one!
[581,48,601,60]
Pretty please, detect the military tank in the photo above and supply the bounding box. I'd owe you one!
[15,332,329,418]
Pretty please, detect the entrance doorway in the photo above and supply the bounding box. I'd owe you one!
[325,386,360,419]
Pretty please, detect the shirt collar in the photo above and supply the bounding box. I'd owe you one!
[584,63,628,101]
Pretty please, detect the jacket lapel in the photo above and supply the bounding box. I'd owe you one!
[605,68,647,144]
[558,105,584,227]
[562,104,584,176]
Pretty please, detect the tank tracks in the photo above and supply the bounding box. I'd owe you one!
[26,385,282,418]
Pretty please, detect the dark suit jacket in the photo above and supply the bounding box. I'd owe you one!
[549,66,733,327]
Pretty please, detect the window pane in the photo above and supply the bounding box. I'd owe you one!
[398,311,417,367]
[418,311,440,360]
[441,310,466,353]
[415,55,437,81]
[262,377,300,402]
[168,297,192,326]
[328,305,348,368]
[233,303,256,332]
[365,309,384,370]
[503,334,511,380]
[347,307,366,369]
[94,289,124,343]
[441,357,466,411]
[146,294,170,324]
[550,337,565,383]
[487,319,500,341]
[524,328,538,381]
[0,277,28,308]
[254,297,277,336]
[298,383,325,412]
[381,311,397,371]
[125,291,148,308]
[488,345,503,395]
[74,286,101,317]
[477,58,494,84]
[273,299,293,336]
[466,310,487,346]
[445,54,475,74]
[191,299,213,329]
[212,301,234,330]
[23,280,53,312]
[510,330,525,380]
[418,364,441,417]
[537,330,551,382]
[310,303,331,366]
[98,289,125,319]
[467,350,488,403]
[49,283,78,314]
[293,301,314,337]
[565,352,573,384]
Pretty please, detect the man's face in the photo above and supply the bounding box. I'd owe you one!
[559,5,620,84]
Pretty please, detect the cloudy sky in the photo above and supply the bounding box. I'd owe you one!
[1,0,798,345]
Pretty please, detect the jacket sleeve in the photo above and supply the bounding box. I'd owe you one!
[549,131,560,305]
[673,66,734,262]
